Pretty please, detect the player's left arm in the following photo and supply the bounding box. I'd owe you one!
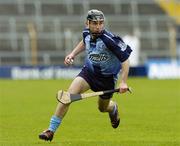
[119,58,130,93]
[100,33,131,93]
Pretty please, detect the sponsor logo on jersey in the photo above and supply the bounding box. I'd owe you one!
[118,41,127,51]
[89,53,109,62]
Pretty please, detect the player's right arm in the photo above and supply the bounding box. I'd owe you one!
[64,39,85,65]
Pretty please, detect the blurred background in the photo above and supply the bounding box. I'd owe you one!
[0,0,179,79]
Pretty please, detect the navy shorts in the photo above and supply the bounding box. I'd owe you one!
[77,66,116,99]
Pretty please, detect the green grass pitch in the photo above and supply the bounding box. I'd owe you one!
[0,78,179,146]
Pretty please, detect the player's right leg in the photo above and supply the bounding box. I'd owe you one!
[108,101,120,128]
[98,97,120,128]
[39,76,90,141]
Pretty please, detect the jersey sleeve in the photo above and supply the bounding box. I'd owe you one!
[82,28,90,44]
[100,33,132,62]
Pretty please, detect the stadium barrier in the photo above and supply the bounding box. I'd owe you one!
[0,65,146,79]
[0,60,179,79]
[147,59,180,79]
[0,66,81,79]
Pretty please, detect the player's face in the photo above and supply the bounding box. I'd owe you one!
[88,20,104,35]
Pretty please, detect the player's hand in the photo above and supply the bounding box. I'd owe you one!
[64,54,74,65]
[119,82,129,93]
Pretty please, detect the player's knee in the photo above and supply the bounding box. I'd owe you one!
[98,105,108,112]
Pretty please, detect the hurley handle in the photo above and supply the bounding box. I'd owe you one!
[103,87,132,95]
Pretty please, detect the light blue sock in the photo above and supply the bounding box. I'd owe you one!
[48,115,62,133]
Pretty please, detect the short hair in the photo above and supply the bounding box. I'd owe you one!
[86,9,105,21]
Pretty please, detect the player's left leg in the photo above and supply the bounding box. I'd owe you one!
[98,97,120,128]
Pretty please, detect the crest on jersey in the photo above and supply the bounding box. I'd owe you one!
[97,41,105,50]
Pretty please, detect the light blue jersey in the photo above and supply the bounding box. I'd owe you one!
[83,28,132,79]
